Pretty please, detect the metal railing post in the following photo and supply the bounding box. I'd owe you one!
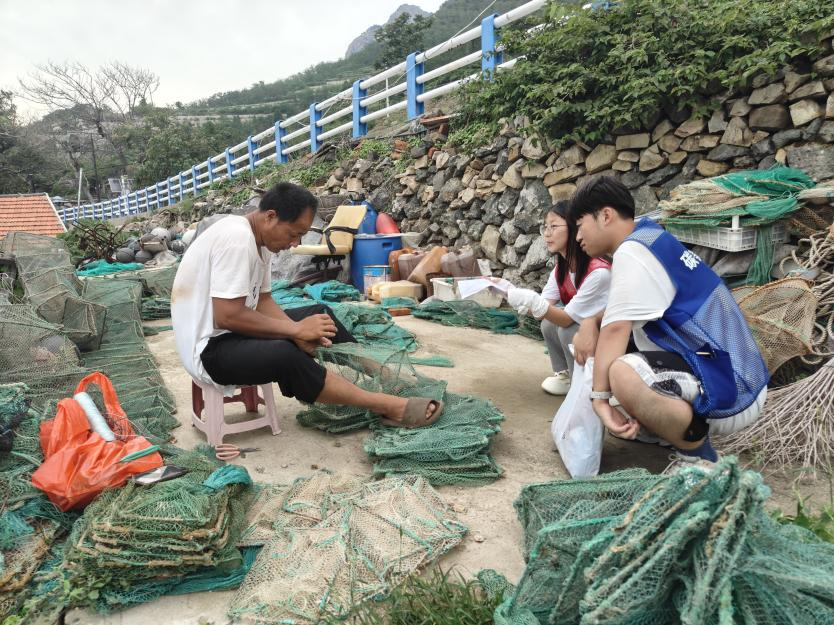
[192,166,199,196]
[225,148,234,180]
[406,52,424,119]
[481,14,502,78]
[309,103,322,153]
[275,121,288,164]
[352,79,367,138]
[247,135,256,171]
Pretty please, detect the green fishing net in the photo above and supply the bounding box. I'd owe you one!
[496,458,834,625]
[76,260,144,277]
[61,448,254,613]
[230,471,467,625]
[414,299,543,340]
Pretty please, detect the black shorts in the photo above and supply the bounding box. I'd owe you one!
[200,304,356,404]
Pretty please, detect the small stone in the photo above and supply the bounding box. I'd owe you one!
[345,178,363,192]
[631,185,658,214]
[728,99,752,117]
[413,155,429,169]
[452,503,466,513]
[812,54,834,78]
[772,129,802,148]
[680,134,720,152]
[544,164,584,185]
[615,133,651,150]
[585,144,618,173]
[708,109,728,133]
[639,146,666,172]
[721,117,753,146]
[748,83,786,105]
[706,144,748,162]
[255,466,265,474]
[548,183,577,201]
[790,99,824,127]
[554,144,586,169]
[521,161,547,179]
[651,119,674,142]
[521,134,547,159]
[501,161,525,189]
[817,121,834,144]
[751,69,783,88]
[749,104,791,132]
[675,116,706,138]
[473,534,485,543]
[621,171,647,189]
[775,148,787,164]
[783,70,811,94]
[658,134,683,154]
[827,94,834,119]
[696,160,729,177]
[311,464,319,470]
[668,151,688,164]
[617,150,640,162]
[788,80,826,102]
[281,463,289,468]
[612,160,633,172]
[334,441,342,447]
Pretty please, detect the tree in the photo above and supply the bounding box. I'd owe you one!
[19,61,159,168]
[374,13,434,70]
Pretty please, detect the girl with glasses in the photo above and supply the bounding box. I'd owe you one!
[507,201,611,395]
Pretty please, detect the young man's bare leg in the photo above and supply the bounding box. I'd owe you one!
[608,359,704,450]
[314,370,436,422]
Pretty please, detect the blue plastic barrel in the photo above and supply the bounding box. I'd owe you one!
[358,201,378,234]
[350,234,402,288]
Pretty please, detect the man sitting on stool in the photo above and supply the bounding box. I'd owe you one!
[171,182,442,429]
[568,176,767,462]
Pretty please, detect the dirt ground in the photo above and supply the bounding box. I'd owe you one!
[68,315,830,625]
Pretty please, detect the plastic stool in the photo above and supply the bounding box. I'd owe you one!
[191,380,281,446]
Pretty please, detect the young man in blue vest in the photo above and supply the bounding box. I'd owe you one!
[568,176,768,462]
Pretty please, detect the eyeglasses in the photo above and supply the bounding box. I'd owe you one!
[540,224,568,235]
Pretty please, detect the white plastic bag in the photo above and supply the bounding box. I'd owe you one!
[551,357,604,477]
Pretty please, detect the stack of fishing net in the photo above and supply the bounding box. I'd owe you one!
[414,299,543,340]
[78,277,178,441]
[733,277,818,373]
[496,458,834,625]
[230,471,467,625]
[1,232,107,351]
[660,167,817,285]
[62,449,255,613]
[297,343,502,484]
[0,383,75,623]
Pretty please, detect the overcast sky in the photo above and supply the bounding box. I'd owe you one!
[0,0,446,119]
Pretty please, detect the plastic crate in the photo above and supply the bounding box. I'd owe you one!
[665,220,787,252]
[431,277,505,308]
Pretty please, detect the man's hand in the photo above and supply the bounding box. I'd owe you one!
[592,398,640,438]
[507,287,549,319]
[573,318,600,365]
[293,314,337,342]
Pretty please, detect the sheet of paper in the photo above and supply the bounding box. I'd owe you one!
[456,278,512,300]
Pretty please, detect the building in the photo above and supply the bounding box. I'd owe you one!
[0,193,67,238]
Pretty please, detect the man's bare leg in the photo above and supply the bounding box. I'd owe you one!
[608,360,703,450]
[314,370,436,422]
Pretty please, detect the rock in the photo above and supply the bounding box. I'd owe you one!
[410,145,429,159]
[645,164,681,186]
[665,104,692,124]
[612,160,633,172]
[668,151,688,165]
[345,178,363,193]
[771,129,803,148]
[615,133,650,150]
[803,117,825,140]
[554,145,586,169]
[508,139,523,163]
[775,148,788,164]
[758,155,777,170]
[498,245,519,266]
[432,168,453,190]
[790,100,824,126]
[728,99,752,117]
[680,134,720,152]
[786,142,834,181]
[658,134,683,153]
[480,163,497,180]
[501,161,525,189]
[651,119,674,142]
[639,145,666,172]
[461,167,478,187]
[748,83,786,105]
[413,155,429,169]
[828,94,834,119]
[631,185,658,215]
[733,155,757,168]
[520,236,549,273]
[617,150,640,162]
[548,183,577,201]
[495,150,510,176]
[621,171,647,189]
[325,174,340,189]
[681,153,703,178]
[784,70,811,94]
[721,117,753,146]
[696,160,729,177]
[480,225,502,262]
[516,180,551,218]
[706,144,749,162]
[490,190,516,220]
[751,69,783,88]
[434,150,451,169]
[788,80,826,102]
[675,116,706,138]
[521,134,547,159]
[544,164,584,185]
[522,161,547,179]
[481,195,502,225]
[708,109,728,133]
[585,144,618,173]
[812,54,834,78]
[467,221,486,240]
[818,121,834,144]
[751,138,774,157]
[514,233,535,254]
[459,187,476,205]
[493,180,508,194]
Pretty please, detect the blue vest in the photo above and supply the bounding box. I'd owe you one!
[623,219,768,418]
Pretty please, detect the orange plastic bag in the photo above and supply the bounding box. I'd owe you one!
[31,372,163,511]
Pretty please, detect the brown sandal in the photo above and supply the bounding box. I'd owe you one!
[380,398,444,429]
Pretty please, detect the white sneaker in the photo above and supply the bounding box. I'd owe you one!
[542,370,571,395]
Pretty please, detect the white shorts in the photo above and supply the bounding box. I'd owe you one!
[618,352,766,436]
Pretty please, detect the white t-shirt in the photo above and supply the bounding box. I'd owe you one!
[542,263,612,323]
[601,241,676,350]
[171,215,272,393]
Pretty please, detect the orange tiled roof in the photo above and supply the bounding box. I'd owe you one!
[0,193,67,238]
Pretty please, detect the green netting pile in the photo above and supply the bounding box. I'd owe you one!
[496,458,834,625]
[141,295,171,320]
[78,278,178,442]
[61,448,255,613]
[230,471,467,625]
[414,299,543,340]
[271,279,360,309]
[297,343,503,485]
[381,296,419,310]
[1,232,107,350]
[76,260,144,277]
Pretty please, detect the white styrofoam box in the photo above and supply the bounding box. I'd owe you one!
[666,220,787,252]
[431,277,505,308]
